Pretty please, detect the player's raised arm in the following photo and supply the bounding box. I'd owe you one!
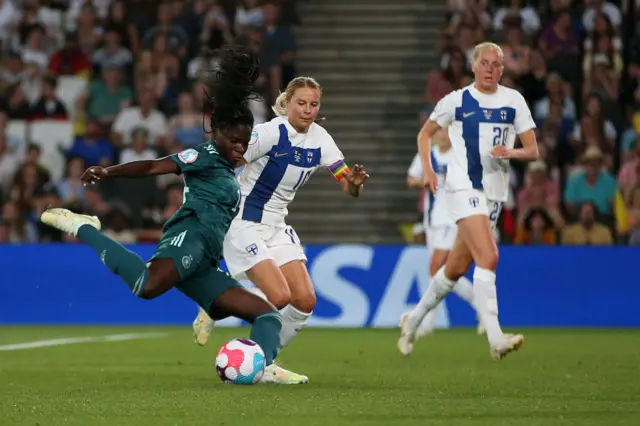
[81,156,179,185]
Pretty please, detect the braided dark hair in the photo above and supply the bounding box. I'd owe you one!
[206,45,260,133]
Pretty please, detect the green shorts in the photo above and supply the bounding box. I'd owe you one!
[150,214,241,310]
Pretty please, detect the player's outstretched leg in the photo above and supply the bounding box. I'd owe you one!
[41,208,150,296]
[205,286,309,384]
[398,266,455,355]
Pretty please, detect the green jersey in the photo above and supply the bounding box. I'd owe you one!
[166,142,240,253]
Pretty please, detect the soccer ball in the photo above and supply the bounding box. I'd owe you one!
[216,338,266,384]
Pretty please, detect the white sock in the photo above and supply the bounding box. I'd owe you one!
[452,276,474,305]
[473,267,503,343]
[279,305,311,348]
[407,267,455,331]
[418,309,436,334]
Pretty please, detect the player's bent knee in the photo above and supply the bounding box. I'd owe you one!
[266,286,291,310]
[291,290,316,313]
[476,250,499,271]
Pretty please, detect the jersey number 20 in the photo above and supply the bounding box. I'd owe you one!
[492,127,509,146]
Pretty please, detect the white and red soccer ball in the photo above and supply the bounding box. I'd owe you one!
[216,338,266,384]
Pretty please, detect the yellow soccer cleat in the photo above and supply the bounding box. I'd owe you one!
[192,307,214,346]
[259,363,309,384]
[41,208,101,236]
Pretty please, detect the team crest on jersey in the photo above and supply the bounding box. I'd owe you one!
[483,109,492,120]
[294,149,302,163]
[249,129,259,145]
[246,244,258,256]
[307,151,314,164]
[182,255,193,269]
[469,197,479,208]
[500,110,507,121]
[178,149,199,163]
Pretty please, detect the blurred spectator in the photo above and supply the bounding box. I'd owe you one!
[501,25,531,78]
[260,1,297,101]
[0,52,25,89]
[235,0,264,35]
[103,208,138,243]
[517,160,564,228]
[628,185,640,245]
[119,127,158,163]
[517,50,548,107]
[564,147,618,217]
[48,31,91,77]
[514,208,557,245]
[427,48,467,108]
[23,144,51,185]
[92,27,133,75]
[582,0,621,32]
[103,1,131,50]
[538,9,580,81]
[0,132,20,197]
[142,1,189,56]
[57,156,86,204]
[561,202,614,245]
[111,86,168,147]
[534,73,576,121]
[1,200,38,243]
[82,185,111,222]
[75,2,103,55]
[83,64,133,125]
[493,0,540,34]
[582,53,620,104]
[618,142,640,199]
[28,74,68,120]
[66,120,115,167]
[169,92,205,147]
[0,0,18,44]
[21,24,49,71]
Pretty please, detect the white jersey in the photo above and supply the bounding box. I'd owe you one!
[407,147,454,228]
[429,84,535,201]
[236,116,344,225]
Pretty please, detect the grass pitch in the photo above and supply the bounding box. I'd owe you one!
[1,327,639,426]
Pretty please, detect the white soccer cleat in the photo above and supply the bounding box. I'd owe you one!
[40,208,101,236]
[192,307,214,346]
[490,333,524,360]
[397,312,417,356]
[259,363,309,384]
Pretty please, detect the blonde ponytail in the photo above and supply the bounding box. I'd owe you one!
[271,92,288,116]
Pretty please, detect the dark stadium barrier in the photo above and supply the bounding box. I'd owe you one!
[0,244,638,327]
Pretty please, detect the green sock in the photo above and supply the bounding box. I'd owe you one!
[250,312,282,366]
[77,224,148,297]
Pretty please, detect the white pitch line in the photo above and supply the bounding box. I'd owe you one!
[0,332,167,352]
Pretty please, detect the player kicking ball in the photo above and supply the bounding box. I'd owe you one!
[41,46,303,383]
[399,42,539,360]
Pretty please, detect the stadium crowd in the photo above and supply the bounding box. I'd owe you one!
[0,0,299,244]
[420,0,640,245]
[0,0,638,246]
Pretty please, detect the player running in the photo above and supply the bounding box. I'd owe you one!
[192,76,370,383]
[405,127,483,338]
[40,46,289,383]
[398,42,539,360]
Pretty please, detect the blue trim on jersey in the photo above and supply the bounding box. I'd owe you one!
[454,90,515,190]
[426,151,441,227]
[427,191,435,227]
[242,124,323,223]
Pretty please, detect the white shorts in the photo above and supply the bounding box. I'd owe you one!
[223,219,307,280]
[446,189,502,230]
[427,226,457,251]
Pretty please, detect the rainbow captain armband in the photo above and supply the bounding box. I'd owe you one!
[328,160,350,181]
